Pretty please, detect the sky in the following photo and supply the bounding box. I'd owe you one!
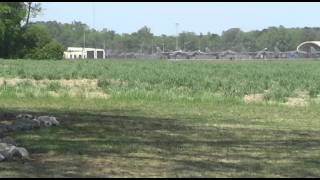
[33,2,320,36]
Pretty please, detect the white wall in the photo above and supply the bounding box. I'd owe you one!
[64,47,105,59]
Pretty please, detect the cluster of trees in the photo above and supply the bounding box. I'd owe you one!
[2,2,320,59]
[0,2,64,59]
[33,20,320,55]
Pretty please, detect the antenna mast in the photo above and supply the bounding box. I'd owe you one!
[92,2,96,49]
[83,31,86,49]
[83,30,86,59]
[175,22,179,51]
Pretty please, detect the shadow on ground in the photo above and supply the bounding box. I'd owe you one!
[0,107,320,177]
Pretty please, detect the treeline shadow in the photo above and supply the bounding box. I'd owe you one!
[0,107,320,177]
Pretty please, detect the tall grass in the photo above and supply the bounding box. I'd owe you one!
[0,59,320,102]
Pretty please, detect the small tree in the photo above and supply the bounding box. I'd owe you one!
[25,40,63,60]
[23,24,64,60]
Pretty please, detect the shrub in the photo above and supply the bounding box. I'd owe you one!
[47,82,61,92]
[22,24,64,60]
[25,40,64,60]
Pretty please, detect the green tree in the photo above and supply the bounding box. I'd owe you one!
[0,2,63,59]
[221,28,245,51]
[0,2,26,58]
[24,2,42,27]
[27,40,64,59]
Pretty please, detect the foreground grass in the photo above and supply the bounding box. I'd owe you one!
[0,59,320,177]
[0,97,320,177]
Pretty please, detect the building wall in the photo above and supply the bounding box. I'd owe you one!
[64,51,86,59]
[64,47,105,59]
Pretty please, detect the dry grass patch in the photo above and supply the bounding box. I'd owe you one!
[243,93,264,104]
[244,90,311,107]
[284,90,309,107]
[0,78,110,99]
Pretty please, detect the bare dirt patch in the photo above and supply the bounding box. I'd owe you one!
[243,93,264,103]
[284,90,309,107]
[0,78,26,86]
[285,97,308,107]
[244,90,310,107]
[0,78,110,99]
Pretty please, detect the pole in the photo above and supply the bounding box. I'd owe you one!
[83,31,86,49]
[175,23,179,51]
[151,39,154,55]
[83,30,86,59]
[92,2,96,59]
[162,37,165,52]
[141,41,144,55]
[103,40,106,59]
[163,42,165,52]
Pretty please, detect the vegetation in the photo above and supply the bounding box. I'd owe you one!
[2,2,320,60]
[0,59,319,102]
[1,1,320,177]
[34,20,320,53]
[0,89,320,177]
[0,59,319,177]
[0,2,63,59]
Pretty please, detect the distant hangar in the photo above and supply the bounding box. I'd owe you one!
[297,41,320,54]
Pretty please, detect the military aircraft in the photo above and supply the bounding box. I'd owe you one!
[306,46,320,57]
[159,50,182,59]
[159,49,205,59]
[272,47,301,59]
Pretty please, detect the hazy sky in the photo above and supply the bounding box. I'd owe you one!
[33,2,320,36]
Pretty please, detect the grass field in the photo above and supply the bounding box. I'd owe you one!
[0,59,320,177]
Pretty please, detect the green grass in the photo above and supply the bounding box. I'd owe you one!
[0,59,320,177]
[0,59,320,102]
[0,97,320,177]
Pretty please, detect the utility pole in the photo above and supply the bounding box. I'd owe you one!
[103,40,106,59]
[151,39,154,55]
[141,41,144,55]
[83,30,86,59]
[163,42,165,52]
[83,31,86,49]
[175,23,179,51]
[92,2,96,60]
[162,36,165,52]
[92,3,95,32]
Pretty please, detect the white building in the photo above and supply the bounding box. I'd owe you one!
[64,47,105,59]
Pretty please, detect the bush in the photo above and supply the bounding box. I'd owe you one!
[309,85,320,98]
[47,82,61,92]
[25,40,64,60]
[97,79,111,88]
[38,40,64,60]
[22,24,64,60]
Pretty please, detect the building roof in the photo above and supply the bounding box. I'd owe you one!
[297,41,320,52]
[66,47,104,52]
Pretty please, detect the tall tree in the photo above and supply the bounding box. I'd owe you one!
[24,2,42,27]
[0,2,63,59]
[0,2,26,58]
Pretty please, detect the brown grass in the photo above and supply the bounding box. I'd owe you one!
[243,93,264,104]
[0,78,110,99]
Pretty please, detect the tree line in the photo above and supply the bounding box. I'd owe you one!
[31,20,320,55]
[2,2,320,59]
